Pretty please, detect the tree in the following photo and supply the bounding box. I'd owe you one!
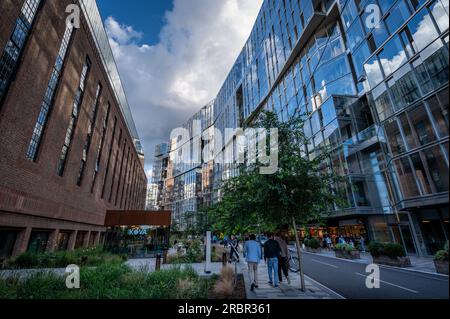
[209,111,345,291]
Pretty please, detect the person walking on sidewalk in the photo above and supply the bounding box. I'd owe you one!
[244,234,262,291]
[264,233,281,288]
[275,233,291,285]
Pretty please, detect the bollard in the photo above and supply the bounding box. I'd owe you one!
[163,250,168,264]
[222,252,227,267]
[155,253,162,271]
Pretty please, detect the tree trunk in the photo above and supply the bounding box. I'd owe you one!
[292,217,306,292]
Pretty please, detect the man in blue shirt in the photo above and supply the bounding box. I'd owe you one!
[244,234,262,291]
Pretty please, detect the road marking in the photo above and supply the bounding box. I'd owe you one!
[354,272,419,294]
[312,259,339,268]
[377,264,449,282]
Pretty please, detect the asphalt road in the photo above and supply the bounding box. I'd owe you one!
[299,252,449,299]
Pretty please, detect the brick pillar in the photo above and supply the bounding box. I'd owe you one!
[94,232,100,246]
[68,230,78,251]
[83,231,91,247]
[12,227,32,257]
[46,229,60,252]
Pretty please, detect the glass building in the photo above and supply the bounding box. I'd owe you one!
[157,0,449,255]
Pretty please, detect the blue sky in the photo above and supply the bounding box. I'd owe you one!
[97,0,173,45]
[97,0,263,178]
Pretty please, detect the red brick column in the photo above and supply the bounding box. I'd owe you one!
[46,229,60,252]
[12,227,32,257]
[68,230,78,251]
[83,231,91,248]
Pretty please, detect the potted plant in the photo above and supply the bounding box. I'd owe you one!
[434,241,449,275]
[304,238,322,253]
[334,243,360,260]
[368,242,411,267]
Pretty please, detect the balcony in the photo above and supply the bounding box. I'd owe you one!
[344,125,383,156]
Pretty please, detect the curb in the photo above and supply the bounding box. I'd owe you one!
[304,274,346,299]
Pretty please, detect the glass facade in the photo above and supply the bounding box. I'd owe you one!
[157,0,448,255]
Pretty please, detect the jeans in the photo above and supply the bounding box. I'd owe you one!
[267,257,279,286]
[278,256,289,281]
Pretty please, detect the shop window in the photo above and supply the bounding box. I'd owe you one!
[57,232,70,251]
[0,230,18,258]
[27,231,50,253]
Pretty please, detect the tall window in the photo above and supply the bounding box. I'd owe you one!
[57,56,91,176]
[77,83,102,186]
[0,0,41,106]
[101,117,117,198]
[26,23,74,161]
[91,103,110,193]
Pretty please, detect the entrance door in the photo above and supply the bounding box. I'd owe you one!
[390,224,417,255]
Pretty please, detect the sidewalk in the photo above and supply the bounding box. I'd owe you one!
[300,248,442,275]
[240,260,342,299]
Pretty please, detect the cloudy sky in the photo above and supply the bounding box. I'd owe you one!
[97,0,263,179]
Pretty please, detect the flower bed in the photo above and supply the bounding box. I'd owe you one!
[368,242,411,268]
[334,244,360,260]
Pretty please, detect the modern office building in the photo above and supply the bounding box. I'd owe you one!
[156,102,215,230]
[0,0,147,258]
[157,0,448,256]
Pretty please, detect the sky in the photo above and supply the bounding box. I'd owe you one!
[96,0,263,181]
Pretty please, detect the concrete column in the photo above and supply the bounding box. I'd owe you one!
[68,230,78,251]
[46,229,60,252]
[12,227,32,257]
[94,232,100,246]
[83,231,91,248]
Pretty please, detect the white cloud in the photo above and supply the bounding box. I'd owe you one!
[105,17,143,45]
[104,0,263,170]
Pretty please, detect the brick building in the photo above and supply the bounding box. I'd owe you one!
[0,0,147,257]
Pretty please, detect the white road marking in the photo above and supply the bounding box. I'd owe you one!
[312,259,339,268]
[354,272,419,294]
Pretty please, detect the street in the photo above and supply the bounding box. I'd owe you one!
[300,252,449,299]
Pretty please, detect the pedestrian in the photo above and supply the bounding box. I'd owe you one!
[244,234,262,291]
[326,236,332,249]
[275,233,291,285]
[360,235,366,252]
[264,232,281,288]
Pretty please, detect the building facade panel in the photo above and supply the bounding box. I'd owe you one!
[0,0,147,258]
[157,0,449,256]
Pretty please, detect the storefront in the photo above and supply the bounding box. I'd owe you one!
[104,210,172,258]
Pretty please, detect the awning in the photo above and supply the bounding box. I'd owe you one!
[104,211,171,227]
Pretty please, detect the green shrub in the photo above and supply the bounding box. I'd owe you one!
[304,238,321,249]
[7,246,125,269]
[0,264,215,299]
[434,241,449,261]
[434,250,449,261]
[383,243,406,259]
[368,242,385,257]
[368,242,406,259]
[335,243,356,252]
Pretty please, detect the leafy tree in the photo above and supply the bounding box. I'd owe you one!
[209,111,345,291]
